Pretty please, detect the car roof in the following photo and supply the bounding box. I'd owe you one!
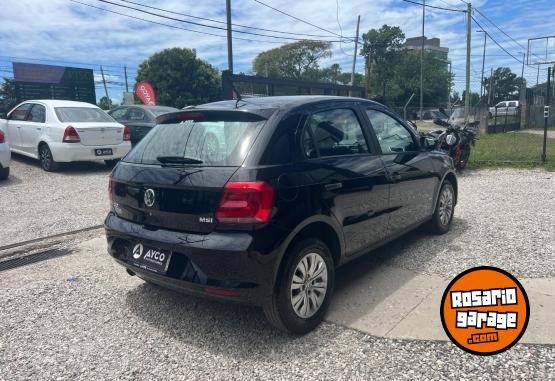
[117,105,178,110]
[21,100,99,108]
[198,96,383,113]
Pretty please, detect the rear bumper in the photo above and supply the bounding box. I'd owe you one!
[104,213,283,306]
[0,145,10,168]
[50,141,132,162]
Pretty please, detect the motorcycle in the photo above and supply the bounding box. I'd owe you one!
[427,119,478,170]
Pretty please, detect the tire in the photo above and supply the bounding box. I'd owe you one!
[427,180,455,235]
[458,148,470,170]
[263,238,335,335]
[39,144,60,172]
[105,159,120,167]
[0,167,9,180]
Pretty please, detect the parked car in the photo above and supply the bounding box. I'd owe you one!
[105,96,457,334]
[0,125,10,180]
[1,100,131,171]
[416,109,449,121]
[489,100,519,117]
[108,105,179,144]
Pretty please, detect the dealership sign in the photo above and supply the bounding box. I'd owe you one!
[135,81,157,105]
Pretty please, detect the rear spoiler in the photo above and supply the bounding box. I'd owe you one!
[156,109,271,125]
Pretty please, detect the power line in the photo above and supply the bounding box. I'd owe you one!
[69,0,292,44]
[398,0,466,12]
[93,0,345,42]
[116,0,340,39]
[252,0,350,40]
[0,55,136,69]
[471,16,523,65]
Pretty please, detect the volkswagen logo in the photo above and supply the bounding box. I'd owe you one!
[144,189,156,207]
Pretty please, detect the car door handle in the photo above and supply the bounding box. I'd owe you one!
[324,182,342,191]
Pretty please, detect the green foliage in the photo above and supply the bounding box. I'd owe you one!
[462,90,480,107]
[360,25,452,107]
[337,72,365,86]
[468,132,555,171]
[483,67,523,105]
[136,48,221,108]
[0,78,17,115]
[97,96,118,110]
[253,40,332,80]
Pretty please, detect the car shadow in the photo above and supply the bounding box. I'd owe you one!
[124,217,469,352]
[11,152,112,174]
[0,173,23,187]
[125,283,310,358]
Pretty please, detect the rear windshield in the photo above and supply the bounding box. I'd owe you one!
[55,107,115,123]
[124,118,265,166]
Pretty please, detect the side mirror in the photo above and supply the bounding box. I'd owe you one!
[421,136,436,150]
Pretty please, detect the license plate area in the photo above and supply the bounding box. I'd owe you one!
[129,243,172,274]
[94,148,113,156]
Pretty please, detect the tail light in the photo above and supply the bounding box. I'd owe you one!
[216,181,275,224]
[123,125,131,141]
[0,130,4,143]
[62,126,80,143]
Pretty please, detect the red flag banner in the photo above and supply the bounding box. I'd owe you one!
[135,81,157,105]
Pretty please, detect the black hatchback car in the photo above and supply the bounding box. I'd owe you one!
[105,96,457,334]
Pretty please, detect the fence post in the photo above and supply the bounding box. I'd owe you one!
[542,67,551,163]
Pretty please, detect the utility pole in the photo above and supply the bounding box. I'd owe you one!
[419,0,425,120]
[487,67,493,106]
[349,15,361,97]
[464,2,472,122]
[520,53,526,100]
[226,0,233,74]
[100,66,111,109]
[448,61,452,109]
[124,66,129,92]
[477,29,486,98]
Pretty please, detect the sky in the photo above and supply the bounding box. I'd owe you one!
[1,0,555,104]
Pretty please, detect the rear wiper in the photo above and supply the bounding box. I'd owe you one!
[156,156,203,165]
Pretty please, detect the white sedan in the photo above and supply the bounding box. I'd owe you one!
[2,100,131,171]
[0,124,10,180]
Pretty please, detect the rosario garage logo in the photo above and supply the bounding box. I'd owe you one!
[440,266,529,355]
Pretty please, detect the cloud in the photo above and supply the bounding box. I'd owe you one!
[1,0,554,101]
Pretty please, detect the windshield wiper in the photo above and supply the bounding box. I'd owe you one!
[156,156,204,165]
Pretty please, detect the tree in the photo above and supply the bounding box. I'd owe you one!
[136,48,221,108]
[337,72,365,86]
[0,78,17,115]
[319,63,342,83]
[483,67,523,105]
[97,96,118,110]
[360,25,406,97]
[253,40,332,80]
[462,90,480,107]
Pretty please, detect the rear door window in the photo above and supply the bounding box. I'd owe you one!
[110,107,129,119]
[9,103,32,121]
[302,108,369,158]
[27,104,46,123]
[128,108,147,121]
[124,112,266,166]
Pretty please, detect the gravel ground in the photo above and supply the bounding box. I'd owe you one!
[1,158,553,277]
[365,169,555,278]
[0,240,553,380]
[0,154,111,247]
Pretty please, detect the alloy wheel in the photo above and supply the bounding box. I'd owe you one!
[438,186,454,226]
[290,252,328,319]
[40,146,52,170]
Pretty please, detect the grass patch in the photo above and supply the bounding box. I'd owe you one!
[468,132,555,171]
